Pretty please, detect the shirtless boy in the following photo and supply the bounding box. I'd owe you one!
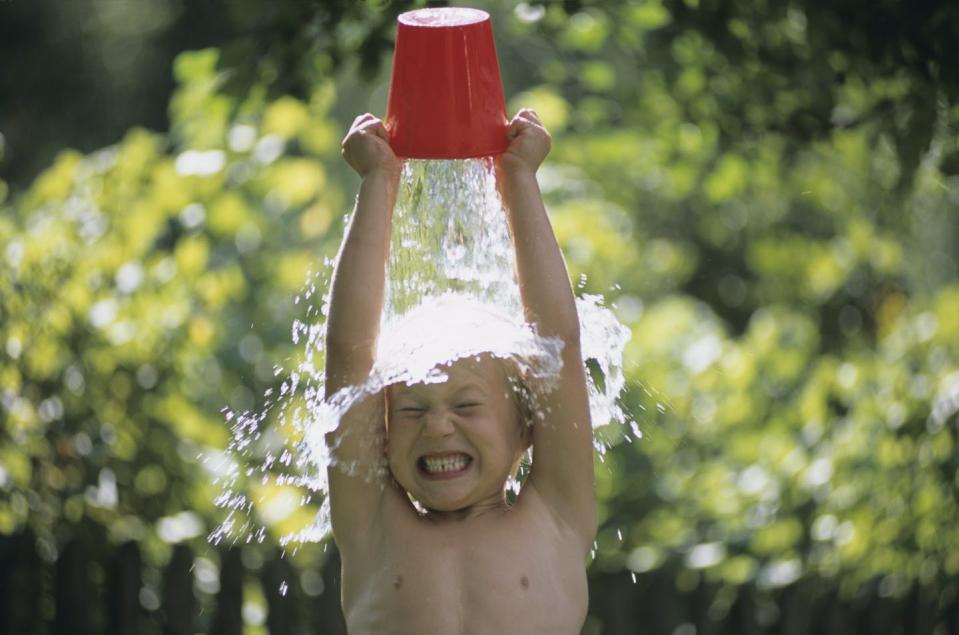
[325,108,596,634]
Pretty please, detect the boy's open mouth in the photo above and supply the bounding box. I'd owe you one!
[418,453,472,478]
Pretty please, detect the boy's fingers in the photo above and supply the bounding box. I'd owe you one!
[355,118,381,136]
[512,108,544,127]
[356,118,378,132]
[367,120,391,143]
[353,112,376,125]
[356,120,392,147]
[350,113,378,133]
[509,116,532,130]
[506,119,527,140]
[343,114,376,144]
[517,108,540,122]
[508,117,543,140]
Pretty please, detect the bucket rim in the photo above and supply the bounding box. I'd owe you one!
[397,7,490,28]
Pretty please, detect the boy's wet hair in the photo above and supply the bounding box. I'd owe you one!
[495,355,537,429]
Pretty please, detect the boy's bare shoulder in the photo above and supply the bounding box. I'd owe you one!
[516,479,596,550]
[345,475,591,552]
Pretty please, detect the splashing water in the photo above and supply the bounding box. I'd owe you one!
[209,158,632,547]
[386,158,521,317]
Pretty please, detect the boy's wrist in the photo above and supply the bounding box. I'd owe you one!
[360,166,402,200]
[497,163,539,195]
[363,165,401,183]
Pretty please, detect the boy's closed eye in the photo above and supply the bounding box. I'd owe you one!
[396,402,480,413]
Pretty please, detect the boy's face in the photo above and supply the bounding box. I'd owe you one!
[386,355,530,514]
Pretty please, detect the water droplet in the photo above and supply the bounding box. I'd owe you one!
[208,157,632,550]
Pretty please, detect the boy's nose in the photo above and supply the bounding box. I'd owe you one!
[422,409,455,437]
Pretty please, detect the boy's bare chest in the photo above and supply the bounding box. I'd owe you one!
[341,503,589,634]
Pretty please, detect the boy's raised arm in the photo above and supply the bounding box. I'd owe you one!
[325,114,401,546]
[497,109,597,546]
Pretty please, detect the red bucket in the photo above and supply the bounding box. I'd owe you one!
[385,7,509,159]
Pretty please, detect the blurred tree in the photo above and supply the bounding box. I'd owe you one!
[2,0,959,631]
[0,0,413,192]
[482,0,959,615]
[0,56,351,628]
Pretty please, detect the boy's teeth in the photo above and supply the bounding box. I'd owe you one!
[423,455,470,474]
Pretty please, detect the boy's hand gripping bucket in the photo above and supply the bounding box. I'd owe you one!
[385,8,509,159]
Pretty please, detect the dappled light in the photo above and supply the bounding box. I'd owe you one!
[2,0,958,632]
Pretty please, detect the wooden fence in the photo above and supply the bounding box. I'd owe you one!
[0,528,346,635]
[2,528,958,634]
[587,569,959,635]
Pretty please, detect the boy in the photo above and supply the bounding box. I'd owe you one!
[325,108,596,633]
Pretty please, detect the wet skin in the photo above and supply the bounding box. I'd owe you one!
[340,358,589,634]
[385,355,529,518]
[328,110,596,634]
[340,476,590,634]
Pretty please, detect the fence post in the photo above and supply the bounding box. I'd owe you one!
[587,572,636,635]
[0,529,41,635]
[211,547,243,635]
[311,544,347,635]
[853,580,899,634]
[54,537,92,635]
[904,583,936,635]
[818,588,851,635]
[775,581,812,635]
[262,550,299,635]
[108,540,142,635]
[946,586,959,635]
[726,582,761,635]
[626,567,685,634]
[690,575,718,635]
[162,543,195,635]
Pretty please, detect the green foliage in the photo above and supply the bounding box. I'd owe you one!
[2,0,959,618]
[480,0,959,598]
[0,60,346,561]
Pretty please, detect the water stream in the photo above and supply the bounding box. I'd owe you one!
[209,158,632,548]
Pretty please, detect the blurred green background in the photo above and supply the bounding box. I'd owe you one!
[2,0,958,632]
